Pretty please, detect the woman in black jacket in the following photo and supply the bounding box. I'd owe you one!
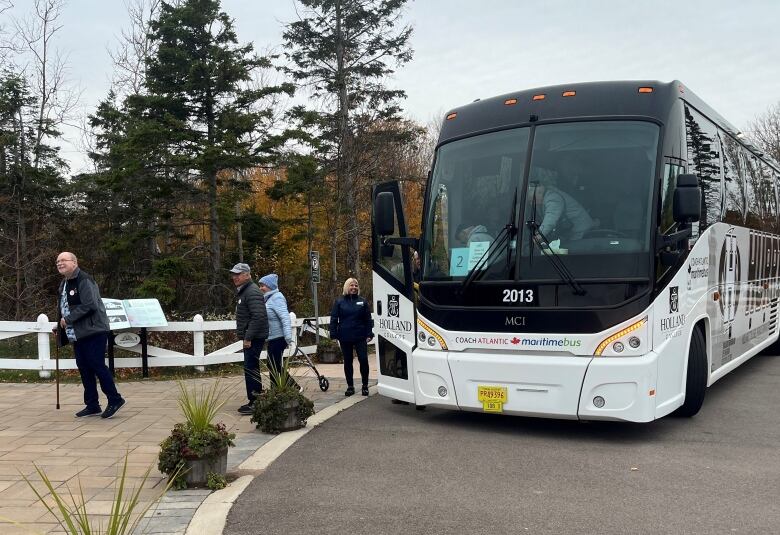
[329,278,374,396]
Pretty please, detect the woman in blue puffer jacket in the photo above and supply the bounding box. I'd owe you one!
[329,277,374,396]
[258,274,293,382]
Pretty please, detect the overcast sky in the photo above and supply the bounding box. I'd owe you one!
[6,0,780,173]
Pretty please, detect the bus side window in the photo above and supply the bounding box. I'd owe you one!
[722,134,748,226]
[685,105,723,233]
[659,161,684,233]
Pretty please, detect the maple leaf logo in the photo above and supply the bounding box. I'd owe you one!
[510,337,521,345]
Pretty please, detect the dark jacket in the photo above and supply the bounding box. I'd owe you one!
[236,282,269,341]
[57,268,110,345]
[329,294,374,342]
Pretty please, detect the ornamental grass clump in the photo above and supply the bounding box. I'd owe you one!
[158,380,235,489]
[6,454,174,535]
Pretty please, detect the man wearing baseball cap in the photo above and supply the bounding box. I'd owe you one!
[229,263,268,414]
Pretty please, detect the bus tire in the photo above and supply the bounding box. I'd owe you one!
[677,326,707,417]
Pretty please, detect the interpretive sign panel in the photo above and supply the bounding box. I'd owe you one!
[101,298,168,329]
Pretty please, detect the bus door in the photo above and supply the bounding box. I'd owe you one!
[372,182,418,403]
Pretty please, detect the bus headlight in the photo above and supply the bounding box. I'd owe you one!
[417,318,448,350]
[595,317,648,357]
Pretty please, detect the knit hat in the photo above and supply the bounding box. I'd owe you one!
[259,273,278,290]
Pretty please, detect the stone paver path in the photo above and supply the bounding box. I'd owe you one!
[0,360,373,534]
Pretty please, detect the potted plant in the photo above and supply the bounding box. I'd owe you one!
[251,359,315,433]
[158,380,235,490]
[316,337,341,363]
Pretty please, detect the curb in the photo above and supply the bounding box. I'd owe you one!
[185,386,376,535]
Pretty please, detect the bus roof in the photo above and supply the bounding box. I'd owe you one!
[438,80,775,169]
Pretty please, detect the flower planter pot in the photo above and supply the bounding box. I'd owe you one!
[184,449,228,487]
[317,347,341,364]
[280,398,304,432]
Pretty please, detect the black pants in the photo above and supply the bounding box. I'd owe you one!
[243,338,265,402]
[73,332,122,410]
[340,339,369,388]
[266,338,286,379]
[267,338,299,389]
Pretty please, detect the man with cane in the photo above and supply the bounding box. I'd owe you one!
[54,252,126,419]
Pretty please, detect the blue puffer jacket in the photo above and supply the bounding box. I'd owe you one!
[263,289,292,343]
[329,294,374,342]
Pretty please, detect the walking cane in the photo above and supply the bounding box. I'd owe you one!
[55,326,61,410]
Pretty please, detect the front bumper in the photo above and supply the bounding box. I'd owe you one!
[407,349,659,422]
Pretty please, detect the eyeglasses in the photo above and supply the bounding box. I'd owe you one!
[56,259,74,265]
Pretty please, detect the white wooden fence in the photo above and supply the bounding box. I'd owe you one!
[0,313,332,378]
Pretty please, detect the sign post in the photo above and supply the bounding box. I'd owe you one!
[310,251,320,344]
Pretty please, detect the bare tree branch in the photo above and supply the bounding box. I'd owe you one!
[13,0,79,168]
[748,102,780,164]
[108,0,162,96]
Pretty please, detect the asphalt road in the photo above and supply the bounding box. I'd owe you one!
[225,354,780,535]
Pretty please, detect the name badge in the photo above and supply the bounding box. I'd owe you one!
[357,301,364,306]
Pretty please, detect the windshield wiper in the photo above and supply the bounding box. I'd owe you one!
[525,184,586,296]
[461,188,518,293]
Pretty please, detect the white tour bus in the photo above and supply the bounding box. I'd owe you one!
[371,80,780,422]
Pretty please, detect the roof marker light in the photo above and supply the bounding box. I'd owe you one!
[562,90,576,97]
[532,94,546,101]
[504,98,518,106]
[446,112,457,120]
[638,87,654,94]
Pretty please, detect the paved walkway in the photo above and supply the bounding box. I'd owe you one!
[0,360,374,534]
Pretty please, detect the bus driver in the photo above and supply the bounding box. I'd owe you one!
[532,177,594,246]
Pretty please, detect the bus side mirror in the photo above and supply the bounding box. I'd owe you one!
[374,191,395,236]
[673,174,701,223]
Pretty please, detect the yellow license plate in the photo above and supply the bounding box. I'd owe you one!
[477,385,507,403]
[483,400,504,413]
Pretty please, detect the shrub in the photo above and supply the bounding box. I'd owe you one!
[251,387,315,434]
[315,337,341,363]
[206,472,227,491]
[250,357,314,433]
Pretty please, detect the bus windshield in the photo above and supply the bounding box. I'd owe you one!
[423,121,659,283]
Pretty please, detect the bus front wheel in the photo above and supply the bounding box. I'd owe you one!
[677,326,707,417]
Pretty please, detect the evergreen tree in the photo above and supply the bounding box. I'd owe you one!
[283,0,413,279]
[72,90,196,302]
[72,0,292,312]
[0,70,67,319]
[138,0,293,304]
